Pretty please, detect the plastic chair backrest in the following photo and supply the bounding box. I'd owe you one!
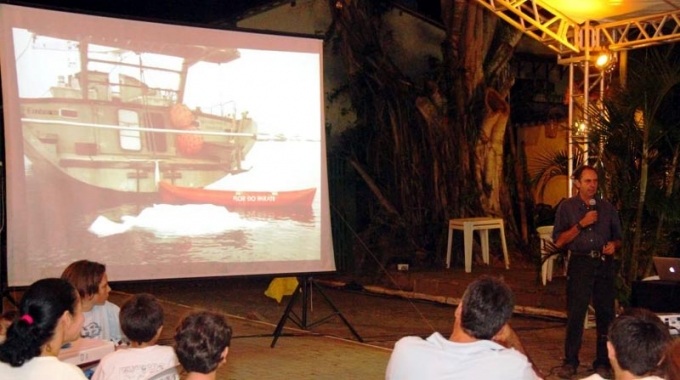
[536,225,554,242]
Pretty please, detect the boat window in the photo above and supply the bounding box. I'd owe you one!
[60,109,78,118]
[118,109,142,151]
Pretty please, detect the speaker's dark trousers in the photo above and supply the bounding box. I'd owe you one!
[564,254,615,368]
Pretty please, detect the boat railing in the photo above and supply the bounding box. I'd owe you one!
[21,118,257,138]
[203,100,237,119]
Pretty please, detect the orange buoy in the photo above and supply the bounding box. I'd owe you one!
[170,103,195,129]
[176,127,204,155]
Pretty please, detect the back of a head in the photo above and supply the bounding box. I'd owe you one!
[608,308,672,377]
[174,311,232,374]
[0,278,78,367]
[61,260,106,299]
[664,339,680,380]
[460,275,514,340]
[120,293,164,344]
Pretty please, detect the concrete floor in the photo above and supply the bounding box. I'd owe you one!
[1,257,601,379]
[109,262,601,379]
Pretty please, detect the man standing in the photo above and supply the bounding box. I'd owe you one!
[385,276,542,380]
[553,165,622,379]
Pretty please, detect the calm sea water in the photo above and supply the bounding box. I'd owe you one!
[12,140,326,285]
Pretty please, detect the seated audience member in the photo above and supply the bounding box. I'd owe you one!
[664,339,680,380]
[92,293,178,380]
[61,260,124,343]
[582,308,671,380]
[385,275,542,380]
[0,310,18,344]
[0,278,87,379]
[174,311,232,380]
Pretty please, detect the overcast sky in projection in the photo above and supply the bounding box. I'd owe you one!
[20,0,442,25]
[13,27,321,138]
[17,0,274,24]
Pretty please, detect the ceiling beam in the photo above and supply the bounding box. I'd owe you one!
[596,10,680,51]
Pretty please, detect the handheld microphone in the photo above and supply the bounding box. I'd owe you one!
[589,198,598,211]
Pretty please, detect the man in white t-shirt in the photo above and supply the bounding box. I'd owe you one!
[581,308,671,380]
[93,293,178,380]
[385,276,542,380]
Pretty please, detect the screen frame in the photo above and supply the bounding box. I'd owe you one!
[0,3,335,286]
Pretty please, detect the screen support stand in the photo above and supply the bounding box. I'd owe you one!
[0,236,18,313]
[0,162,16,312]
[271,275,362,347]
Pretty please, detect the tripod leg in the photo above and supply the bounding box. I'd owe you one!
[270,282,302,348]
[312,281,363,342]
[271,276,363,346]
[300,277,309,329]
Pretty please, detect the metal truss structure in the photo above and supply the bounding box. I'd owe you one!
[476,0,680,195]
[476,0,680,55]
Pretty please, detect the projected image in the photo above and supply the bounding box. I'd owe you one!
[1,5,333,285]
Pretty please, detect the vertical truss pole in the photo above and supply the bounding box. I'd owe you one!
[568,62,574,197]
[583,22,591,165]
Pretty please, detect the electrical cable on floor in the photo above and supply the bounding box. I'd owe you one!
[330,202,440,334]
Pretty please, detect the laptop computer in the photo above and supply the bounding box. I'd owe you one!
[653,257,680,281]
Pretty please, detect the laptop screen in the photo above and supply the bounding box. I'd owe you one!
[653,257,680,282]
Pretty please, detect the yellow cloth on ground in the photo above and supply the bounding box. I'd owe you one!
[264,277,299,303]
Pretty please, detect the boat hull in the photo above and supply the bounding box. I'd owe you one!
[159,182,317,208]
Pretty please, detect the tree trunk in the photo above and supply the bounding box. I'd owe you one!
[629,124,649,282]
[328,0,523,267]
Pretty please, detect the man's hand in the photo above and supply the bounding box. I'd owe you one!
[602,242,616,255]
[493,324,524,352]
[580,210,598,227]
[493,324,544,379]
[603,241,620,255]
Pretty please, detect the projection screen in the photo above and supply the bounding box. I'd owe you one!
[0,4,334,286]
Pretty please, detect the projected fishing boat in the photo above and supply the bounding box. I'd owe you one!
[159,182,317,208]
[17,28,257,194]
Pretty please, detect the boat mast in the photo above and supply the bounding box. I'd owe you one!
[79,42,89,100]
[177,59,193,103]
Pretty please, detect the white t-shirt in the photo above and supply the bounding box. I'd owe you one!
[581,374,663,380]
[0,356,88,380]
[385,332,539,380]
[92,344,178,380]
[82,301,123,343]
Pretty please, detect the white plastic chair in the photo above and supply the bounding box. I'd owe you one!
[537,226,557,286]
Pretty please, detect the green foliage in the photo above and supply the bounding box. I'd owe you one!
[588,47,680,280]
[529,46,680,297]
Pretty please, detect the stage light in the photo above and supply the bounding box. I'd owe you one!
[595,52,610,68]
[593,50,616,72]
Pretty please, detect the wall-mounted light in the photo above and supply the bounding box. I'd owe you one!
[574,119,588,136]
